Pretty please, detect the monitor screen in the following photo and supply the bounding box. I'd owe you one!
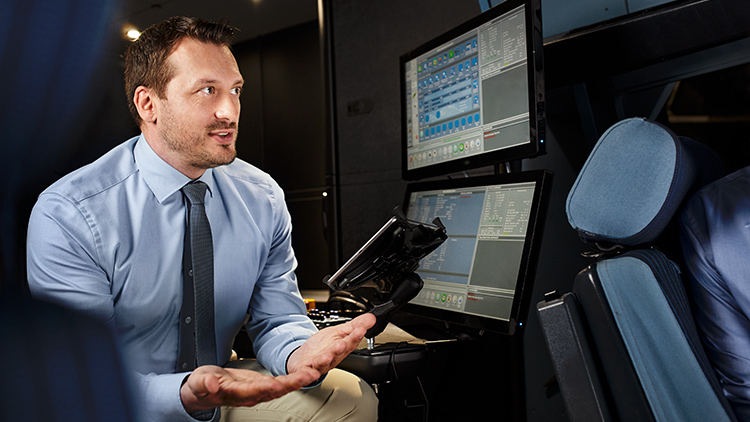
[401,170,552,335]
[401,0,544,180]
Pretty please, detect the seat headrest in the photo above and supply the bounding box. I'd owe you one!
[566,117,723,246]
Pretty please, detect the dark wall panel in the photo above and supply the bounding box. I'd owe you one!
[234,21,333,290]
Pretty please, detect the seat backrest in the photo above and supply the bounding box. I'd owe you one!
[537,117,733,422]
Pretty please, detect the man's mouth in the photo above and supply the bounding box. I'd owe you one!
[208,127,236,144]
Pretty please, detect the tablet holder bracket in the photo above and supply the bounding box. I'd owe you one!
[323,208,447,345]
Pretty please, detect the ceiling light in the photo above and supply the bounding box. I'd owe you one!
[122,24,141,42]
[126,29,141,41]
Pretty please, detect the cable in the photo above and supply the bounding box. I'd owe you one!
[387,341,409,384]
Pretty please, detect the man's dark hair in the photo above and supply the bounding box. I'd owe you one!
[123,16,236,125]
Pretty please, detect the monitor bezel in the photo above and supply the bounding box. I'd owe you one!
[400,0,545,181]
[400,170,553,335]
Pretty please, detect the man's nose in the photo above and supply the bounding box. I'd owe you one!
[215,94,240,121]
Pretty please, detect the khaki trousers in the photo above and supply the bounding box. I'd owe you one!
[220,359,378,422]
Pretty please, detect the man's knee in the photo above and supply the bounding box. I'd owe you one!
[318,369,378,421]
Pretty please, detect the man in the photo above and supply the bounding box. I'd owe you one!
[27,16,377,421]
[680,165,750,421]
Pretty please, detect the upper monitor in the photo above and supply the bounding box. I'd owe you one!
[401,0,544,180]
[402,170,552,335]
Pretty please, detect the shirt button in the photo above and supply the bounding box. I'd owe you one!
[185,316,192,324]
[188,269,193,277]
[181,362,188,370]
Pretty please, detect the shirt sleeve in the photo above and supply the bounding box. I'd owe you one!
[243,184,317,376]
[679,196,750,420]
[27,192,115,323]
[27,193,207,422]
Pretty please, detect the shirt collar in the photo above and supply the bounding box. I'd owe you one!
[134,134,215,203]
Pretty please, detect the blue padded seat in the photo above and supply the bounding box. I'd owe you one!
[567,117,723,245]
[539,117,733,422]
[595,249,730,421]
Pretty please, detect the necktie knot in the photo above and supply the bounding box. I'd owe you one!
[183,181,208,205]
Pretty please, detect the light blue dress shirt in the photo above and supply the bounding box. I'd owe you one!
[27,135,317,421]
[680,165,750,421]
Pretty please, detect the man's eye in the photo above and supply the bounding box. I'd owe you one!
[200,87,215,94]
[231,87,242,95]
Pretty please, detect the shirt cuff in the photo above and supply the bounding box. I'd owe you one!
[303,374,328,389]
[136,371,209,422]
[284,346,328,389]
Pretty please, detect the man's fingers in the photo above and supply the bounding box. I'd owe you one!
[224,366,319,391]
[343,313,376,333]
[203,372,221,395]
[354,312,377,329]
[186,367,221,399]
[286,313,378,376]
[279,367,321,388]
[346,313,376,343]
[334,313,376,341]
[216,367,322,408]
[183,365,322,411]
[324,314,377,360]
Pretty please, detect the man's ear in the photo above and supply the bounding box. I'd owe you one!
[134,86,157,124]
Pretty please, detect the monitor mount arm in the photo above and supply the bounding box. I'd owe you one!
[364,271,423,345]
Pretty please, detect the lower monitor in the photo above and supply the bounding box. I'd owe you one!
[401,170,552,335]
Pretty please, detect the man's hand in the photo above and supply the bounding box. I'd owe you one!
[180,313,376,413]
[286,312,377,376]
[180,365,320,413]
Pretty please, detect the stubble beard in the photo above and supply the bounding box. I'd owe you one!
[160,112,238,170]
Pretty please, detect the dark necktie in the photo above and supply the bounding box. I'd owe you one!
[178,181,218,372]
